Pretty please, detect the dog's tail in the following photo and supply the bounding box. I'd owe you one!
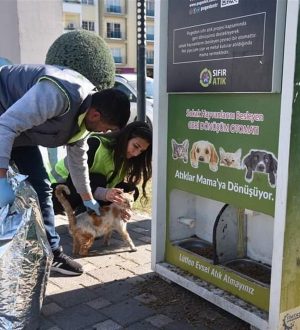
[55,184,77,233]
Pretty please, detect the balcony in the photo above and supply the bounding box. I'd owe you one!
[146,9,154,16]
[107,31,122,39]
[82,0,94,4]
[64,0,80,3]
[113,56,123,64]
[65,23,76,30]
[147,58,154,65]
[106,5,122,14]
[146,34,154,41]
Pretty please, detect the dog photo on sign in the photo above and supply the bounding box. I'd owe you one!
[190,140,219,172]
[242,149,277,187]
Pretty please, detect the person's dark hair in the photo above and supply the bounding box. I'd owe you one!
[91,89,130,129]
[108,121,152,202]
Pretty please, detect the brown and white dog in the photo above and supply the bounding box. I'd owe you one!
[190,140,219,172]
[55,185,137,256]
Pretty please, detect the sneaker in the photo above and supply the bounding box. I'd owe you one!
[51,248,83,276]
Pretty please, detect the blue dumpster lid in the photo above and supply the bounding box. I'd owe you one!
[0,57,13,67]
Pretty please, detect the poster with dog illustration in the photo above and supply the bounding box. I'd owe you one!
[189,140,219,172]
[167,93,281,216]
[242,149,277,188]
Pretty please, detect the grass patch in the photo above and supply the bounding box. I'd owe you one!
[133,179,152,216]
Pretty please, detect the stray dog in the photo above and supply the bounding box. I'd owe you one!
[190,140,219,172]
[242,150,277,187]
[55,185,137,256]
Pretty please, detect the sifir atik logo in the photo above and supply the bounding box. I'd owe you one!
[282,312,300,330]
[199,68,227,88]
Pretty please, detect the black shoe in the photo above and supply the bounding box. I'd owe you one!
[51,248,83,276]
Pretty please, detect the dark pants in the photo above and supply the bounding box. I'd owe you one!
[52,173,139,215]
[11,146,60,251]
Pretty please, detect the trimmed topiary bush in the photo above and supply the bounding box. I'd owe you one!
[45,30,115,91]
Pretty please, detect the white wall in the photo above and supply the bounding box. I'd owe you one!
[0,0,63,64]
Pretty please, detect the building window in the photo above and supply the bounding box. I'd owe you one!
[65,22,76,30]
[106,0,122,13]
[146,50,154,64]
[146,25,154,41]
[82,21,95,31]
[64,0,81,3]
[107,23,122,39]
[111,48,122,63]
[82,0,94,4]
[146,0,154,16]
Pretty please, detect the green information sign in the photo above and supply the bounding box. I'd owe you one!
[167,93,281,216]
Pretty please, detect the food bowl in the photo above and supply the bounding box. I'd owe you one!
[177,238,214,260]
[224,258,271,285]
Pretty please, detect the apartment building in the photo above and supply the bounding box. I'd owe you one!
[0,0,62,64]
[63,0,155,77]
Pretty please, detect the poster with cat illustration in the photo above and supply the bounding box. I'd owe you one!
[167,93,280,216]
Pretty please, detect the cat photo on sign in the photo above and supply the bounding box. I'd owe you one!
[219,147,242,169]
[171,138,189,164]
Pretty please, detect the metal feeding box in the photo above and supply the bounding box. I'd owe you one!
[152,1,300,329]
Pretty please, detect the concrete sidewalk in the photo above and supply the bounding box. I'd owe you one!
[39,213,251,330]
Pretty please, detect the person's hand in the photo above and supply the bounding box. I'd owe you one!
[83,199,101,215]
[105,188,124,204]
[0,178,15,207]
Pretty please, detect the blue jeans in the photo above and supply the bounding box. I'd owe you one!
[11,146,60,251]
[47,147,58,169]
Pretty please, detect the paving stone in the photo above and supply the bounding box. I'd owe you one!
[100,298,155,326]
[163,320,197,329]
[86,297,111,310]
[92,238,132,254]
[43,295,53,305]
[48,304,106,330]
[124,229,146,241]
[45,280,62,295]
[129,213,150,221]
[80,274,103,288]
[131,263,152,276]
[132,219,151,230]
[55,215,68,224]
[55,222,69,235]
[92,319,123,330]
[130,226,150,234]
[87,264,135,283]
[125,320,158,330]
[50,285,98,308]
[41,302,64,317]
[134,293,158,304]
[83,253,127,268]
[145,314,173,328]
[82,262,99,272]
[136,272,156,281]
[137,236,152,244]
[118,247,151,265]
[49,273,101,291]
[92,279,139,303]
[125,275,147,284]
[38,316,59,330]
[118,259,140,270]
